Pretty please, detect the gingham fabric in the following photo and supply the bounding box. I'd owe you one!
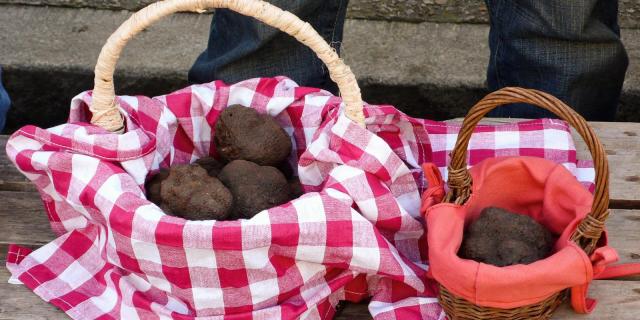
[5,77,594,320]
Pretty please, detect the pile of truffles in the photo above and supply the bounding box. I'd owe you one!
[459,207,555,267]
[145,105,303,220]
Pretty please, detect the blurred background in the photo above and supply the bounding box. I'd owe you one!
[1,0,639,133]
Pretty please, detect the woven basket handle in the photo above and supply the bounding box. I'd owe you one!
[91,0,365,132]
[445,87,609,254]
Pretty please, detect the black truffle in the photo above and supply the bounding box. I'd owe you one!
[459,207,555,267]
[276,161,296,180]
[218,160,291,219]
[195,156,225,177]
[215,105,292,166]
[289,178,304,199]
[145,168,169,206]
[159,164,233,220]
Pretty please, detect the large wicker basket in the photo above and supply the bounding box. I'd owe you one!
[438,87,610,320]
[88,0,366,133]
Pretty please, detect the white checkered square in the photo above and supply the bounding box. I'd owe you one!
[185,247,217,268]
[294,196,327,223]
[295,245,326,264]
[249,278,279,304]
[58,260,94,289]
[131,239,162,264]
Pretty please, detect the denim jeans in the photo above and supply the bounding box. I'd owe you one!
[0,67,10,132]
[485,0,628,120]
[190,0,627,121]
[189,0,348,94]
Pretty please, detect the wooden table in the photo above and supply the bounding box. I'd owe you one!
[1,121,640,319]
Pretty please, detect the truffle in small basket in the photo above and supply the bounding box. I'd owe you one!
[459,207,555,267]
[215,105,292,166]
[218,160,291,219]
[154,164,233,220]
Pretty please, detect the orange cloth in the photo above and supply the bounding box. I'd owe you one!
[420,157,638,313]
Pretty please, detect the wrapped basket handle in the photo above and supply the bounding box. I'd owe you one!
[91,0,365,132]
[445,87,609,254]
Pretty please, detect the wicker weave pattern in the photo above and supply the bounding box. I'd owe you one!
[439,87,610,319]
[439,286,566,320]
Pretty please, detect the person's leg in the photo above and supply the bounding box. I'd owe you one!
[484,0,628,120]
[0,67,10,132]
[189,0,349,94]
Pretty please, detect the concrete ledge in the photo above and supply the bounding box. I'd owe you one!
[349,0,640,30]
[1,5,209,132]
[2,0,640,29]
[0,0,156,11]
[1,5,638,133]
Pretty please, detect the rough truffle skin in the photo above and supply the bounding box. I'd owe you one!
[195,156,225,177]
[218,160,291,219]
[145,168,169,206]
[160,164,233,220]
[215,105,292,166]
[459,207,555,267]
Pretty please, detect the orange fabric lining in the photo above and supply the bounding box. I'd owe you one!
[421,157,639,312]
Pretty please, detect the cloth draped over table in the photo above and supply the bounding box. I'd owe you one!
[5,77,594,319]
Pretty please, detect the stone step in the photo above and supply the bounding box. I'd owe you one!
[1,4,639,133]
[2,0,640,29]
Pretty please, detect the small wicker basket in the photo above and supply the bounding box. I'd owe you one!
[439,87,610,320]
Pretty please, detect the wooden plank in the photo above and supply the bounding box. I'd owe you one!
[559,122,639,209]
[0,191,638,318]
[581,122,640,157]
[447,120,640,208]
[456,120,640,156]
[604,209,640,272]
[0,136,35,192]
[1,265,639,320]
[567,122,639,208]
[0,190,638,266]
[552,280,640,319]
[600,155,640,209]
[2,121,638,202]
[335,280,640,319]
[0,191,56,250]
[0,267,67,319]
[0,120,638,319]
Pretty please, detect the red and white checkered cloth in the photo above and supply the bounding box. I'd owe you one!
[5,77,594,320]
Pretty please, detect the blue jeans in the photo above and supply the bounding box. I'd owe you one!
[190,0,627,121]
[189,0,348,94]
[0,67,10,132]
[485,0,628,120]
